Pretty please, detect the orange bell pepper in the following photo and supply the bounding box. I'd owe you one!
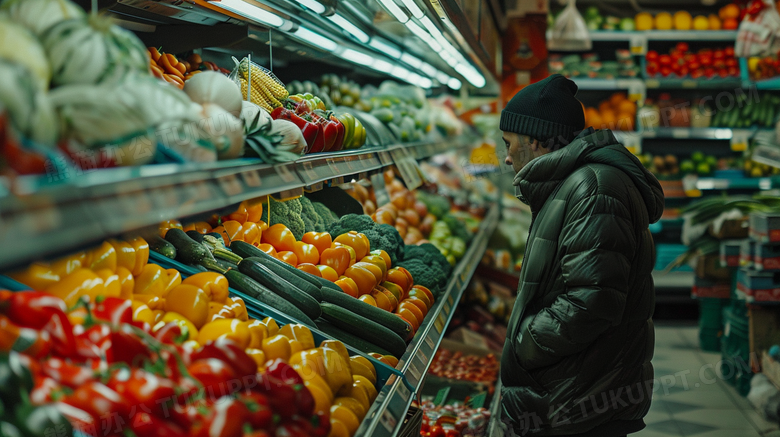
[115,267,135,299]
[277,251,298,267]
[370,250,392,270]
[228,297,248,322]
[293,241,319,265]
[46,268,106,307]
[246,202,264,223]
[317,265,338,282]
[262,224,296,252]
[158,220,183,238]
[334,231,369,260]
[108,239,136,272]
[183,272,229,303]
[223,201,249,223]
[334,277,359,298]
[297,263,322,277]
[279,323,315,350]
[258,244,277,258]
[359,255,387,280]
[182,222,212,234]
[164,284,209,329]
[320,246,350,276]
[241,222,262,246]
[213,220,244,246]
[352,262,383,284]
[289,347,352,394]
[344,264,377,296]
[129,237,150,277]
[163,269,182,296]
[332,243,356,266]
[88,241,117,272]
[256,220,269,233]
[302,232,332,257]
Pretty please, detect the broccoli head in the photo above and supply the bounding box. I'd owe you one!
[326,214,376,237]
[312,202,339,229]
[300,196,325,233]
[416,191,450,219]
[375,224,404,262]
[260,197,305,240]
[402,243,452,276]
[396,258,448,297]
[442,213,473,244]
[326,214,404,264]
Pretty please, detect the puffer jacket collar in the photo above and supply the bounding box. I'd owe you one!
[513,128,664,223]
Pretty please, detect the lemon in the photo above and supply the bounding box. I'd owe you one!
[693,15,709,30]
[655,12,673,30]
[673,11,692,30]
[635,12,653,31]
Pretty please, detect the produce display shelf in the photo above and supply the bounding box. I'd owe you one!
[642,127,758,140]
[653,270,695,289]
[588,30,738,42]
[644,77,744,89]
[569,78,645,91]
[354,206,499,437]
[485,380,503,437]
[0,138,476,271]
[753,76,780,90]
[691,176,780,191]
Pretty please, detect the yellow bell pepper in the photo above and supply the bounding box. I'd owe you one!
[8,264,60,290]
[129,237,149,277]
[207,302,229,323]
[243,320,268,349]
[280,324,315,350]
[152,310,165,324]
[351,375,378,402]
[260,317,280,336]
[183,272,229,303]
[95,269,121,298]
[108,239,136,272]
[330,405,360,435]
[348,356,377,385]
[320,340,351,373]
[133,264,167,296]
[245,348,266,372]
[227,297,248,322]
[333,397,368,421]
[163,269,182,296]
[159,220,183,238]
[143,296,167,311]
[131,301,155,325]
[116,267,134,299]
[159,312,198,341]
[290,348,352,394]
[182,340,200,351]
[289,339,303,354]
[46,269,105,307]
[164,284,209,329]
[294,366,334,401]
[305,380,334,415]
[338,380,371,416]
[198,318,250,348]
[88,241,117,272]
[67,306,88,326]
[51,252,88,277]
[328,419,351,437]
[262,334,292,362]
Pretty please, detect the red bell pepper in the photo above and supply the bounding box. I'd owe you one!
[108,368,178,419]
[189,397,249,437]
[276,421,310,437]
[238,391,274,430]
[93,297,133,325]
[310,410,331,437]
[31,376,66,405]
[254,374,299,419]
[64,381,131,428]
[265,360,314,418]
[1,291,76,357]
[41,357,95,389]
[153,322,187,346]
[55,402,101,437]
[130,411,188,437]
[328,116,345,152]
[191,338,257,380]
[188,358,240,401]
[109,324,152,366]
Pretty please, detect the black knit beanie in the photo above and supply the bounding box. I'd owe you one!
[500,74,585,142]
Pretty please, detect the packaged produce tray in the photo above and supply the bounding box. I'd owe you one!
[736,268,780,303]
[741,239,755,268]
[148,251,404,383]
[692,276,731,299]
[749,212,780,244]
[720,240,743,268]
[754,243,780,271]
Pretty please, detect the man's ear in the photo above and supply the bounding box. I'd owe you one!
[529,138,541,151]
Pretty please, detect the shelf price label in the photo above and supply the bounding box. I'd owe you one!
[276,164,296,183]
[629,35,647,55]
[671,129,691,139]
[300,161,318,182]
[731,131,749,152]
[216,174,243,197]
[434,387,451,406]
[370,173,390,207]
[241,169,262,188]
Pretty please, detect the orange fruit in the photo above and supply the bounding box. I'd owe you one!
[708,14,721,30]
[297,263,322,277]
[600,109,617,129]
[277,251,298,267]
[293,241,320,265]
[397,310,419,332]
[617,100,636,115]
[358,295,377,306]
[609,92,626,107]
[616,112,635,131]
[719,3,739,20]
[723,17,738,30]
[598,101,612,114]
[317,265,339,282]
[335,276,359,298]
[262,224,296,252]
[587,113,603,129]
[405,297,429,316]
[407,288,431,309]
[398,301,424,324]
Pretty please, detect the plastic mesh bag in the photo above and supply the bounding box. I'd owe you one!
[229,56,287,110]
[547,0,592,51]
[736,0,780,57]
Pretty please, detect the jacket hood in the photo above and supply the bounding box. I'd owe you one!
[513,128,664,223]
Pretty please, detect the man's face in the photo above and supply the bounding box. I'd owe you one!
[503,131,541,174]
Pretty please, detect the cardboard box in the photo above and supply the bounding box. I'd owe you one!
[696,254,733,281]
[749,212,780,244]
[755,243,780,271]
[741,239,755,268]
[692,276,731,299]
[736,268,780,303]
[720,240,744,268]
[710,218,749,239]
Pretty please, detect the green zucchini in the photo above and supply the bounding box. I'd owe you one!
[238,259,322,320]
[213,258,239,271]
[231,241,322,301]
[314,318,394,357]
[186,231,204,243]
[164,228,221,270]
[224,269,315,326]
[319,302,408,358]
[148,235,177,259]
[320,287,412,340]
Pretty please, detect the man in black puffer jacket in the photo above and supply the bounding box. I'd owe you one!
[498,74,664,437]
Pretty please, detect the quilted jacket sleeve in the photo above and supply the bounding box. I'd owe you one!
[515,192,637,370]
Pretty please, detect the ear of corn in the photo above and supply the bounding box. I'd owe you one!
[238,58,289,101]
[240,77,273,112]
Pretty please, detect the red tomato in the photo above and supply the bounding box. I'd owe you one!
[646,50,659,62]
[676,42,689,52]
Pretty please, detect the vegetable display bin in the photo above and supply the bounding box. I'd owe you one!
[721,307,752,397]
[398,405,424,437]
[736,267,780,303]
[692,276,731,299]
[698,297,729,352]
[655,244,693,272]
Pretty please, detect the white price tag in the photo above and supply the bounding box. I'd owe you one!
[629,35,647,55]
[672,129,691,139]
[681,80,698,89]
[217,174,243,197]
[301,161,317,181]
[241,169,262,188]
[276,164,296,183]
[731,131,749,152]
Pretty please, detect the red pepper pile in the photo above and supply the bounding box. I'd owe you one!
[1,291,328,437]
[428,349,499,386]
[419,402,491,437]
[646,43,739,79]
[270,101,346,154]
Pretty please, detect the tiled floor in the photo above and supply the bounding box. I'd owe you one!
[635,324,779,437]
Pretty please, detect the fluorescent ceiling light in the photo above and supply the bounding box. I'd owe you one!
[294,0,325,14]
[420,16,442,38]
[419,77,433,88]
[436,71,450,83]
[400,53,422,69]
[372,59,394,72]
[457,63,486,88]
[369,38,401,59]
[378,0,408,23]
[329,14,369,43]
[211,0,284,28]
[391,65,410,79]
[294,26,338,51]
[420,62,437,76]
[424,37,441,52]
[400,0,424,18]
[447,77,462,90]
[405,21,429,41]
[339,48,374,66]
[445,55,458,67]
